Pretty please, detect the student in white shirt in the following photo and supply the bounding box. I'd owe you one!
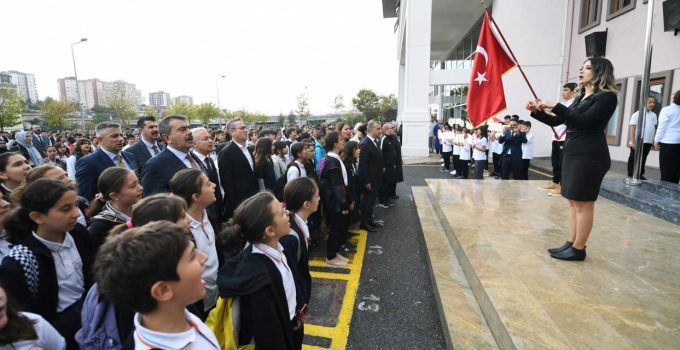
[472,127,488,179]
[0,285,65,350]
[626,96,658,179]
[521,121,535,180]
[655,90,680,183]
[457,129,472,179]
[451,127,462,176]
[287,142,307,182]
[170,169,220,320]
[440,125,453,172]
[94,222,218,350]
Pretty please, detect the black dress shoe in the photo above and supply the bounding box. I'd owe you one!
[360,225,377,232]
[550,247,586,261]
[547,241,573,254]
[391,195,399,200]
[369,221,384,228]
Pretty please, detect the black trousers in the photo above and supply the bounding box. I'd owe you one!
[521,159,531,180]
[501,157,523,180]
[452,154,460,174]
[659,143,680,183]
[55,298,83,350]
[328,210,350,259]
[551,140,564,184]
[474,160,486,179]
[458,159,469,179]
[626,143,653,177]
[492,153,501,175]
[361,188,378,227]
[441,151,452,170]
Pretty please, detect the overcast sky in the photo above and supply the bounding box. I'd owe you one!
[1,0,398,115]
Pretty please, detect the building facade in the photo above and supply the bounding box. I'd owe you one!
[173,95,193,106]
[149,91,172,108]
[1,70,39,104]
[383,0,679,166]
[58,78,143,109]
[58,77,81,104]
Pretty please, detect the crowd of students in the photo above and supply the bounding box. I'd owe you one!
[0,116,403,349]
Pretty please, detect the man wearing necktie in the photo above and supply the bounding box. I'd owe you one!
[191,127,224,226]
[128,116,164,176]
[358,120,385,232]
[142,115,196,196]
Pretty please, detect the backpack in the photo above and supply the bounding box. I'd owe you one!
[75,284,123,350]
[205,297,255,350]
[273,162,302,200]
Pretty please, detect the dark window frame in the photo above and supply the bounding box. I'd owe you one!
[579,0,603,33]
[606,0,636,21]
[606,78,627,146]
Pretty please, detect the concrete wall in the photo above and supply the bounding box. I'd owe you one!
[564,0,680,168]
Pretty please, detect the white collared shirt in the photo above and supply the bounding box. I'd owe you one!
[32,232,84,312]
[629,110,658,144]
[293,213,310,249]
[252,243,296,320]
[133,309,219,350]
[101,148,130,170]
[186,211,219,311]
[234,141,254,170]
[473,137,488,160]
[7,312,65,350]
[286,160,307,182]
[655,104,680,144]
[141,138,161,156]
[192,151,225,197]
[167,146,193,168]
[522,132,535,160]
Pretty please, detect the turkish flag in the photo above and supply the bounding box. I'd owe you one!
[466,13,516,127]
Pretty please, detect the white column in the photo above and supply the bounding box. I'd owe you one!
[397,64,406,122]
[400,0,431,159]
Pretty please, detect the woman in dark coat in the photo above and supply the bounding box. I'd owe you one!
[527,57,618,261]
[253,137,276,192]
[379,122,402,205]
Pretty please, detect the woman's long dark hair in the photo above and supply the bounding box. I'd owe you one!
[73,139,91,160]
[0,283,39,346]
[88,167,134,218]
[253,137,273,166]
[5,178,75,244]
[218,192,277,253]
[169,168,204,208]
[342,141,359,163]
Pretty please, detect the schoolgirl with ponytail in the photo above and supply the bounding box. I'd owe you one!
[0,178,94,349]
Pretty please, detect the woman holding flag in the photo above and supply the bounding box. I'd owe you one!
[526,57,618,261]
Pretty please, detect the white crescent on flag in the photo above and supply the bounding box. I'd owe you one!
[473,45,489,86]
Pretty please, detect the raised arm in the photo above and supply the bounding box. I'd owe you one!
[552,91,618,130]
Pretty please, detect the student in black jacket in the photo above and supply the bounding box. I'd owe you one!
[217,191,300,350]
[0,179,94,349]
[320,132,350,268]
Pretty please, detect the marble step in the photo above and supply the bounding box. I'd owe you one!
[412,186,498,350]
[424,179,680,350]
[600,177,680,226]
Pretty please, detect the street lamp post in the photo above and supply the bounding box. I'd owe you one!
[71,38,88,129]
[216,75,226,127]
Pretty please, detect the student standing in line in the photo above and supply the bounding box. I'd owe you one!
[170,169,220,320]
[654,90,680,183]
[472,127,488,180]
[94,222,218,350]
[217,192,299,350]
[627,96,658,180]
[320,132,351,268]
[457,129,471,179]
[450,127,462,177]
[521,121,535,180]
[0,179,94,349]
[440,125,453,173]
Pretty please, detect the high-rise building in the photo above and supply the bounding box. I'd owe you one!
[58,78,143,110]
[1,70,39,104]
[173,95,193,106]
[58,77,81,104]
[149,91,172,108]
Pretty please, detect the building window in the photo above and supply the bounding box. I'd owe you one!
[606,79,627,146]
[606,0,636,21]
[579,0,602,33]
[633,70,675,116]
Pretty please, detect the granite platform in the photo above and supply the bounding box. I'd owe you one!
[415,179,680,350]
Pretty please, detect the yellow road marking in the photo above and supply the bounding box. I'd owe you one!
[303,229,367,349]
[529,167,552,177]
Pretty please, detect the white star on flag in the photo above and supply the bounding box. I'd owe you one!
[474,72,488,85]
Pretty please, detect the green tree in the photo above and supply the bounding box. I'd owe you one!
[165,101,195,119]
[352,89,380,121]
[92,105,115,124]
[193,103,221,126]
[0,88,26,132]
[287,112,296,126]
[107,85,138,127]
[378,94,398,121]
[144,106,158,117]
[296,92,310,122]
[341,111,366,126]
[41,99,76,129]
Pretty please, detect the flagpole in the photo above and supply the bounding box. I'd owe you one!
[480,5,538,100]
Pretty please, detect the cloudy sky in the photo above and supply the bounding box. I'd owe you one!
[1,0,398,115]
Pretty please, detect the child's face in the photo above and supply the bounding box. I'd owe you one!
[113,172,143,207]
[46,147,57,159]
[34,190,80,234]
[171,240,208,305]
[0,155,31,184]
[195,174,216,207]
[268,199,290,240]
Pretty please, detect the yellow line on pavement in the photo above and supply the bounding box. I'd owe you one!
[530,167,553,177]
[311,271,350,281]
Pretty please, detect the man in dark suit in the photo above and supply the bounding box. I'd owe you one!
[218,118,258,219]
[142,115,198,196]
[30,125,51,155]
[191,127,224,226]
[498,119,527,180]
[379,122,402,206]
[76,122,138,201]
[359,120,385,232]
[126,116,163,176]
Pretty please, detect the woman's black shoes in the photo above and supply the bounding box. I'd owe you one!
[550,247,586,261]
[547,241,573,254]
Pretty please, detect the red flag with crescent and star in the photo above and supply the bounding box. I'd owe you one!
[466,12,516,127]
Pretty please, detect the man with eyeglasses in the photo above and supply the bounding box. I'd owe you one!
[218,118,259,219]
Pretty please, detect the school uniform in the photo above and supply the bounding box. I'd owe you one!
[458,137,471,179]
[472,137,488,179]
[521,132,535,180]
[451,133,461,175]
[133,309,219,350]
[187,211,219,316]
[440,131,453,171]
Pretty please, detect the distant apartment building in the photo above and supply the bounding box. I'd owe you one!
[58,78,143,109]
[1,70,39,104]
[173,95,193,106]
[149,91,172,108]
